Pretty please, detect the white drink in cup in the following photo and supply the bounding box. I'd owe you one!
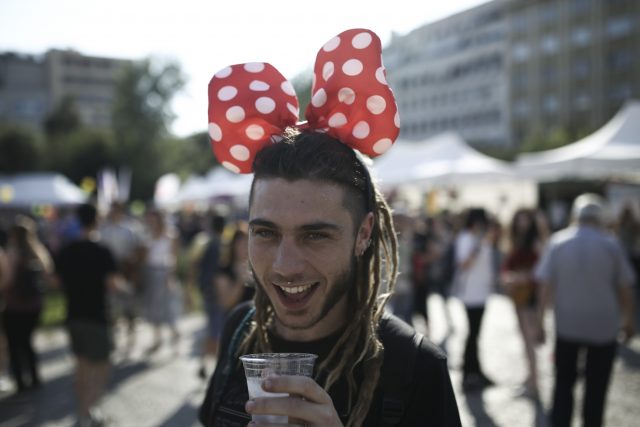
[240,353,318,424]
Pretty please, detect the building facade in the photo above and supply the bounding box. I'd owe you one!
[383,0,640,149]
[508,0,640,146]
[384,0,510,147]
[0,49,129,130]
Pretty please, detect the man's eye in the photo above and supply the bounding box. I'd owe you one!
[252,229,276,239]
[305,232,328,241]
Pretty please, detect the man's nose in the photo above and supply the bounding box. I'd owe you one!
[272,236,305,278]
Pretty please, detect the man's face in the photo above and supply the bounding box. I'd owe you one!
[248,178,371,341]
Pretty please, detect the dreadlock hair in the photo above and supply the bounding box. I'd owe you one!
[238,128,398,427]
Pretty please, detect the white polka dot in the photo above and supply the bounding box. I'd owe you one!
[366,95,386,115]
[323,36,341,52]
[394,111,400,128]
[281,81,296,96]
[373,138,393,154]
[222,161,241,173]
[255,97,276,114]
[352,121,370,139]
[352,32,372,49]
[376,67,387,85]
[342,59,363,76]
[322,62,334,81]
[208,123,222,141]
[230,145,250,161]
[328,113,347,128]
[244,62,265,73]
[287,103,299,117]
[311,89,327,108]
[246,124,265,140]
[217,86,237,101]
[215,67,232,78]
[249,80,270,91]
[226,106,245,123]
[338,88,356,105]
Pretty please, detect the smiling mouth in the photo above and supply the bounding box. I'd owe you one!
[273,282,319,308]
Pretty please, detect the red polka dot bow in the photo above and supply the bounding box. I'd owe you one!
[208,28,400,173]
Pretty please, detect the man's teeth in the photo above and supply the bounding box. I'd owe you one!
[278,284,313,294]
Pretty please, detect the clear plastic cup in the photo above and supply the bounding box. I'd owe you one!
[240,353,318,423]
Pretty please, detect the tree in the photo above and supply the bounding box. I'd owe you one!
[111,58,185,199]
[57,129,116,184]
[292,70,312,120]
[158,131,218,179]
[0,124,44,173]
[43,96,81,138]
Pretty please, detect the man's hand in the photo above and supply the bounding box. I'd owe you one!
[245,375,344,427]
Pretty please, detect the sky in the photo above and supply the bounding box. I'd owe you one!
[0,0,488,137]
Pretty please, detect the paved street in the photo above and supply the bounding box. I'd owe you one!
[1,294,639,427]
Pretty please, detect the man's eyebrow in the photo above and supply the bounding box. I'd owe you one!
[249,218,279,229]
[299,222,342,232]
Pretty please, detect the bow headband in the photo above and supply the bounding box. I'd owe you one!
[207,28,400,174]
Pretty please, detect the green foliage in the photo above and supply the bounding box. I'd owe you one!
[56,129,117,183]
[111,58,185,199]
[0,124,44,173]
[292,70,312,120]
[158,131,218,179]
[520,127,573,153]
[43,96,81,139]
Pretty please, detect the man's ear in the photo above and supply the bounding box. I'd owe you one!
[355,212,374,256]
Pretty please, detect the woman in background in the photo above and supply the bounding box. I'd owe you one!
[501,208,546,400]
[215,223,254,317]
[1,216,53,392]
[141,210,181,354]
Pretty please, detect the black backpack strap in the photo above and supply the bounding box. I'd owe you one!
[378,314,423,426]
[202,305,255,426]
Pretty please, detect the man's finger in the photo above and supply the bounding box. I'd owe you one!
[262,376,332,405]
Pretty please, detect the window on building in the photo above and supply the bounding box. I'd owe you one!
[540,3,558,25]
[609,50,634,70]
[543,64,559,84]
[607,16,634,38]
[573,93,591,110]
[570,0,592,16]
[512,42,530,62]
[610,84,633,102]
[511,10,529,33]
[541,35,560,54]
[571,27,591,46]
[514,100,530,117]
[572,58,591,78]
[543,95,559,113]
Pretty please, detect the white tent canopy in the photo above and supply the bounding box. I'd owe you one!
[0,173,87,207]
[373,131,515,188]
[516,100,640,181]
[173,168,252,205]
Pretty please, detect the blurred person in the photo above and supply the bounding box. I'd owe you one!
[201,29,461,426]
[535,193,636,427]
[616,203,640,287]
[140,209,181,354]
[501,208,545,400]
[214,222,255,315]
[453,207,496,391]
[55,204,119,427]
[189,212,227,379]
[0,236,10,392]
[99,201,143,355]
[0,216,53,394]
[388,211,415,325]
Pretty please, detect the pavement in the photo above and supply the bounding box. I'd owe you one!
[1,294,639,427]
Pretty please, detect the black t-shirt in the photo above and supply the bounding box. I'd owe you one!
[55,239,117,324]
[199,303,462,427]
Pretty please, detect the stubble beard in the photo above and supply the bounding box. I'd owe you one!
[250,256,357,331]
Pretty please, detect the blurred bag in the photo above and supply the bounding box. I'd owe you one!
[510,282,534,307]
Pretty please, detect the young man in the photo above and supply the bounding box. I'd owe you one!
[199,133,461,426]
[55,204,119,427]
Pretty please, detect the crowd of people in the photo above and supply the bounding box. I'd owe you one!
[0,202,254,426]
[0,191,637,426]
